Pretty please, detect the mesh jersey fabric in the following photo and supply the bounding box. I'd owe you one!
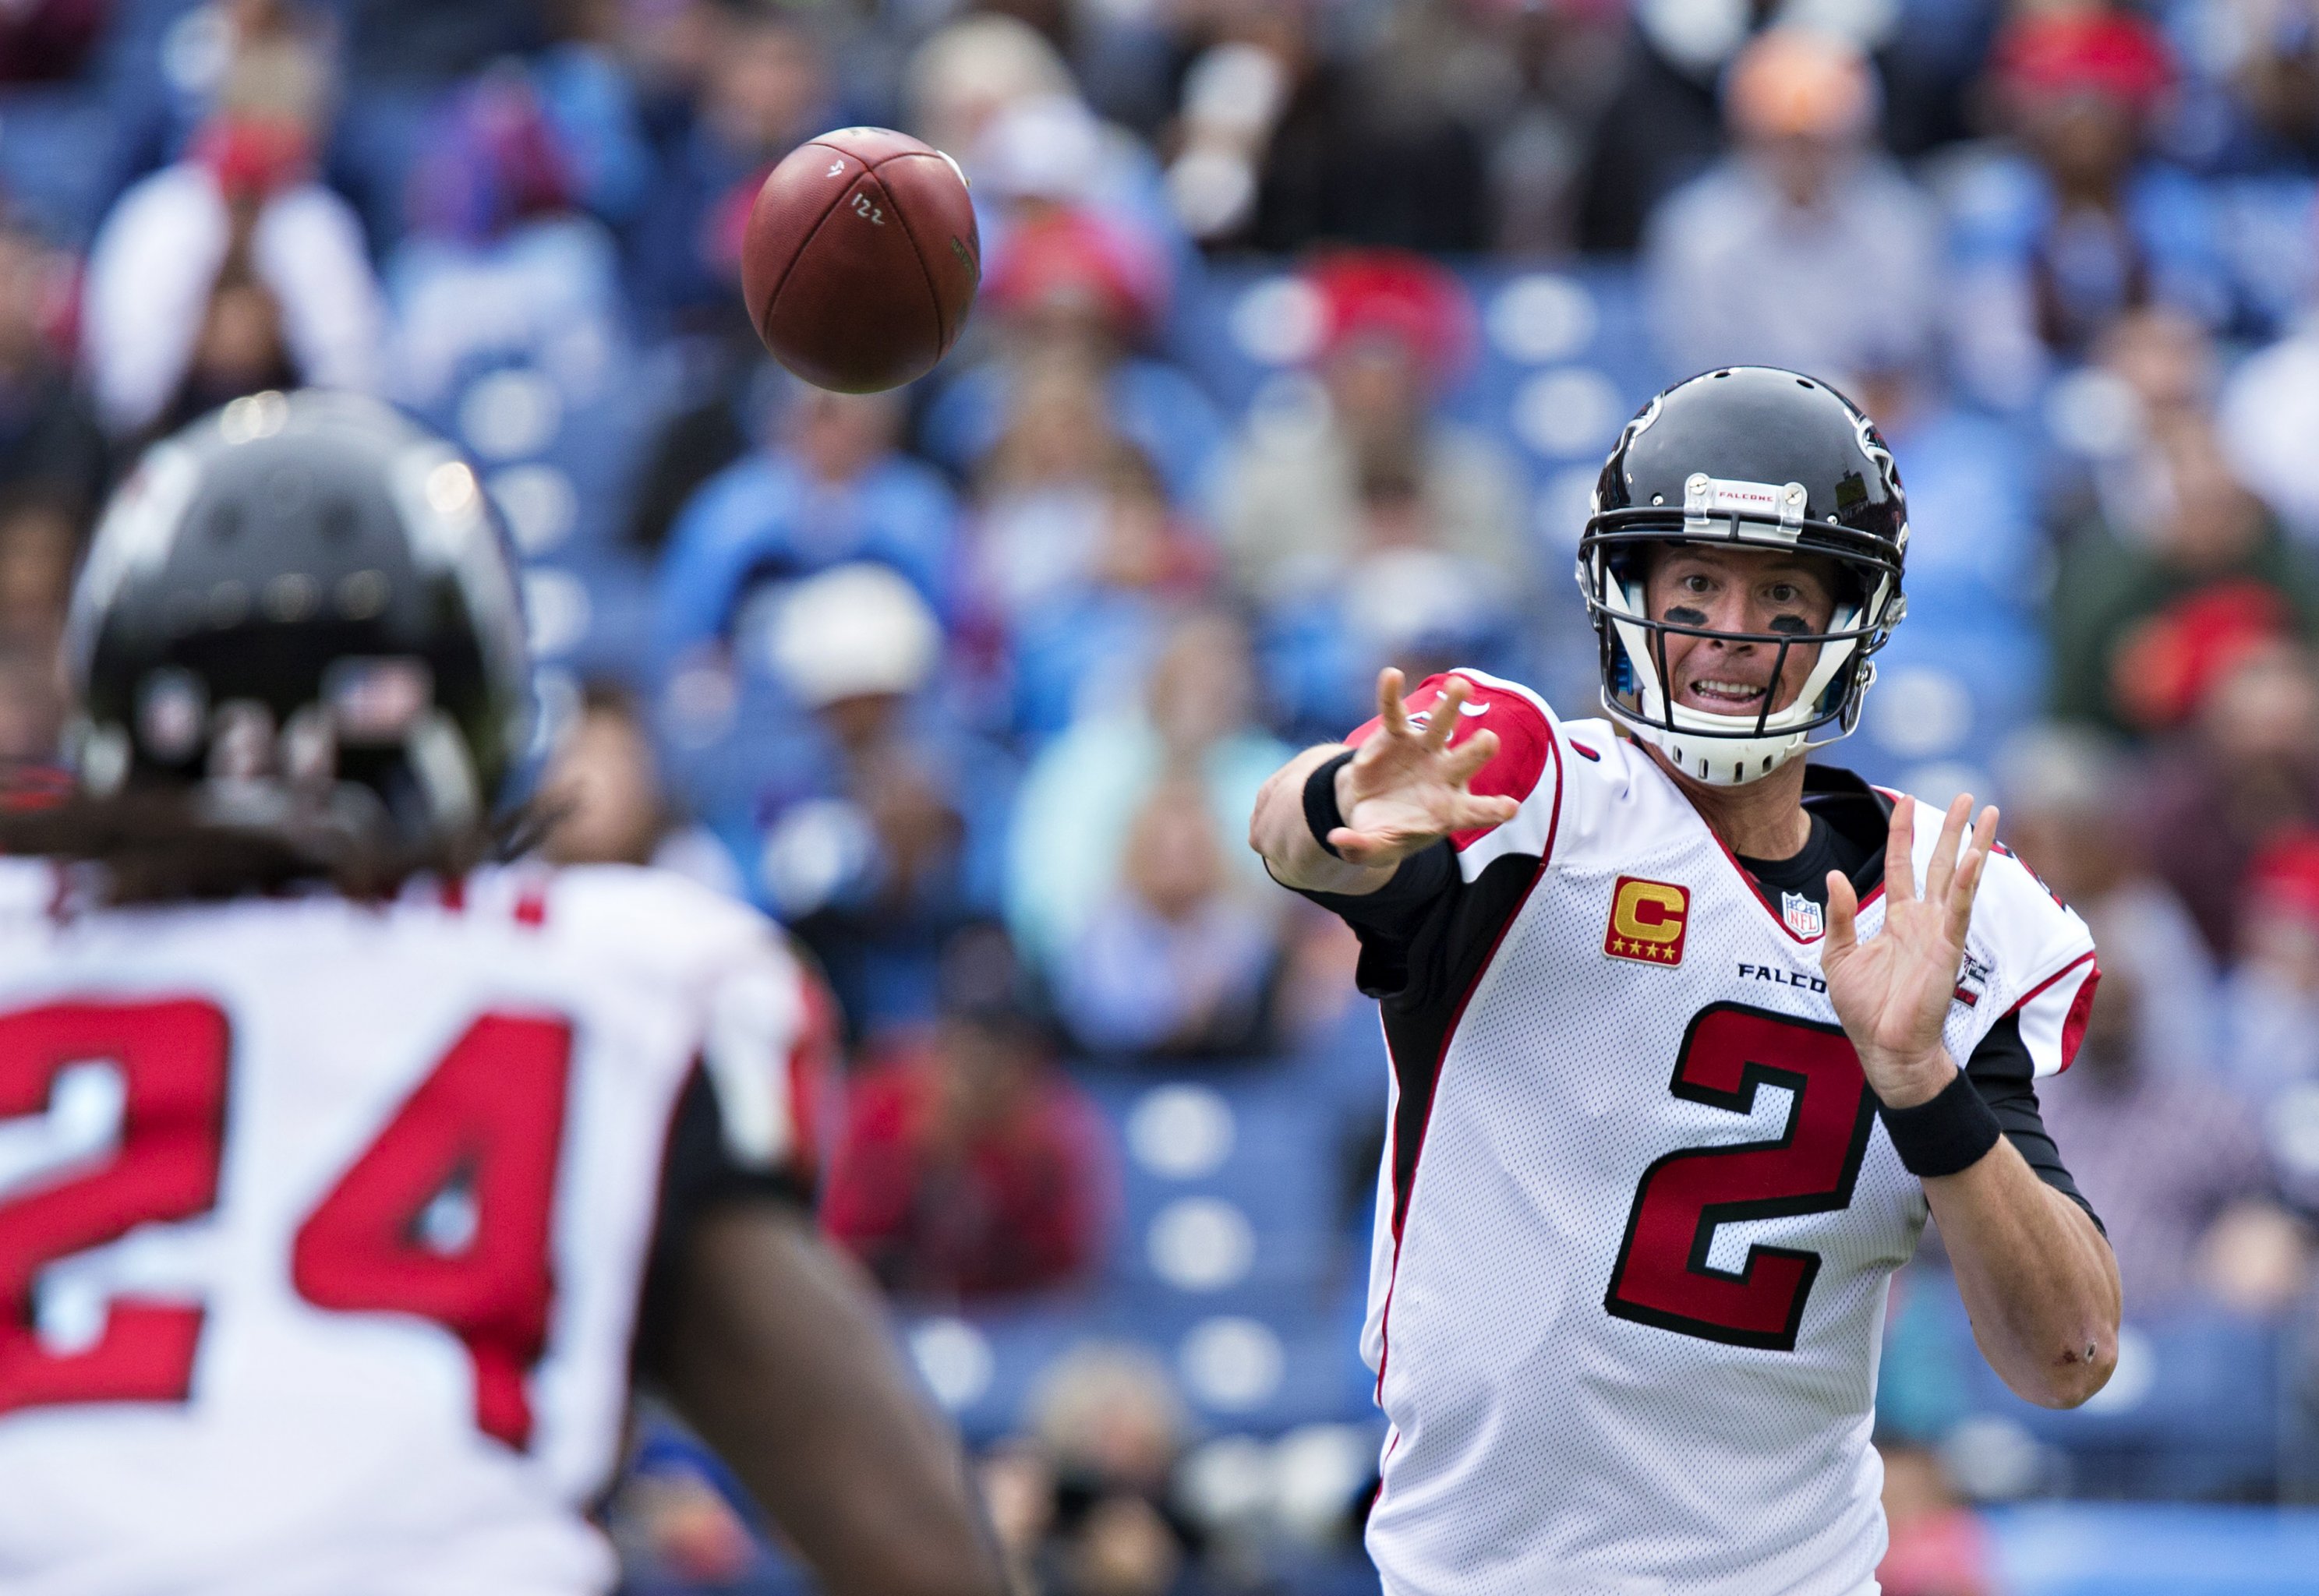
[1302,669,2099,1596]
[0,860,822,1596]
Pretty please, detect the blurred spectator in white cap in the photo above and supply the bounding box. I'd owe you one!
[81,62,384,439]
[753,563,1014,1041]
[1643,27,1940,383]
[536,680,742,897]
[1007,609,1288,976]
[1219,249,1526,609]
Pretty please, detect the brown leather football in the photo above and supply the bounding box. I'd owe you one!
[741,127,981,394]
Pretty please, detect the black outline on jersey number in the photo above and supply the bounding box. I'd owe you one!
[1603,1001,1877,1351]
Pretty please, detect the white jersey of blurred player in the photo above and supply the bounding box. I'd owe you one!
[1343,671,2097,1596]
[0,860,822,1596]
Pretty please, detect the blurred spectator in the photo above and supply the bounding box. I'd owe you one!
[924,207,1224,510]
[1946,8,2226,408]
[2049,305,2221,549]
[1875,1441,1999,1596]
[631,5,830,331]
[1644,29,1942,383]
[0,644,65,766]
[1478,0,1629,255]
[99,0,332,187]
[988,441,1217,742]
[0,0,104,82]
[535,680,741,895]
[0,218,105,639]
[1007,609,1289,976]
[909,12,1179,260]
[2042,909,2310,1317]
[752,564,1010,1040]
[1218,251,1526,609]
[2221,296,2319,546]
[2172,0,2319,177]
[821,928,1110,1301]
[1162,0,1489,252]
[2143,641,2319,959]
[1997,725,2218,1079]
[2048,408,2319,736]
[2222,830,2319,1113]
[0,496,89,658]
[652,383,956,667]
[82,97,384,439]
[387,65,631,411]
[982,1343,1208,1596]
[1573,0,1764,253]
[1054,774,1282,1058]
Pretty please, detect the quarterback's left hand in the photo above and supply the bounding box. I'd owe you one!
[1820,793,1998,1109]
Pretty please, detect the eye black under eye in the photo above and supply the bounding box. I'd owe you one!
[1768,614,1811,635]
[1665,606,1709,627]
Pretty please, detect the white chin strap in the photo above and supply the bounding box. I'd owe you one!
[1601,573,1878,788]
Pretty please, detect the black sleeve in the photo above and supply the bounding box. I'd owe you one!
[1292,841,1457,999]
[633,1065,815,1377]
[1964,1013,2105,1236]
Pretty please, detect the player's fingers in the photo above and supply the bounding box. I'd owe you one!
[1441,727,1500,786]
[1330,826,1415,867]
[1822,869,1858,962]
[1376,668,1409,740]
[1883,795,1916,905]
[1944,806,2000,944]
[1448,793,1521,832]
[1923,793,1973,902]
[1424,676,1468,751]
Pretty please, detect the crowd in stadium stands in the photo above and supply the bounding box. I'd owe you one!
[3,0,2319,1587]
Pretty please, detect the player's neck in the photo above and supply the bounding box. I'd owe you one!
[1648,746,1813,861]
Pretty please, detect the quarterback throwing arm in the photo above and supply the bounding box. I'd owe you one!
[1253,666,2119,1596]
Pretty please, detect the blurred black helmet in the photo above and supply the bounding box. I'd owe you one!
[65,390,532,845]
[1576,366,1908,786]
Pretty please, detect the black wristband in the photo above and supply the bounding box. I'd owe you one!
[1878,1067,2003,1179]
[1303,750,1358,859]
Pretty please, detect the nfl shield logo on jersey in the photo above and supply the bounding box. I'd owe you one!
[1782,892,1825,940]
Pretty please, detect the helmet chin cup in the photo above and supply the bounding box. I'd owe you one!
[1612,707,1809,786]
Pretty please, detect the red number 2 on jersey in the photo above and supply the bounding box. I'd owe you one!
[0,1000,571,1447]
[1604,1004,1877,1351]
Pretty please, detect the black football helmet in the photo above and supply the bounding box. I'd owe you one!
[65,390,532,843]
[1576,366,1908,786]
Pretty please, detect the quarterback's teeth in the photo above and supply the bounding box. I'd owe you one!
[1694,680,1766,702]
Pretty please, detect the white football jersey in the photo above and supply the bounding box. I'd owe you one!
[1322,671,2098,1596]
[0,860,824,1596]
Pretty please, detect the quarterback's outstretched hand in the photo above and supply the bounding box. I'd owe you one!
[1325,669,1522,869]
[1820,793,1998,1109]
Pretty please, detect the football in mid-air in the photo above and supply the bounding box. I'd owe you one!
[741,126,981,394]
